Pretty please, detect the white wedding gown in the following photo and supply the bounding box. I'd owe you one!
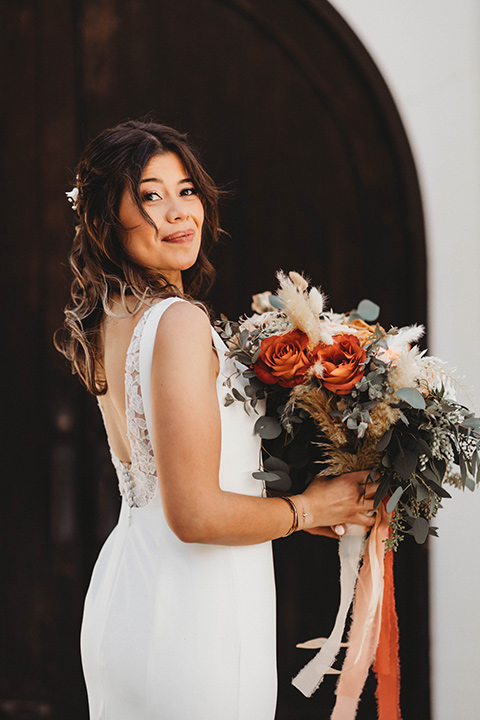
[80,297,277,720]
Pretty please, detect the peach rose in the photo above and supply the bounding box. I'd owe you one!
[312,334,367,395]
[254,330,312,388]
[347,318,377,346]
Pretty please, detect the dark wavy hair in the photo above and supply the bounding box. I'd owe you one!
[55,120,220,395]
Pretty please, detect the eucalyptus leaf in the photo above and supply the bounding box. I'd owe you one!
[386,486,405,513]
[264,470,292,492]
[252,471,281,482]
[420,474,452,499]
[269,294,284,310]
[420,467,437,483]
[264,456,290,473]
[416,437,432,458]
[435,458,447,482]
[374,475,391,509]
[232,387,245,402]
[357,299,380,322]
[412,478,431,502]
[394,449,417,479]
[462,417,480,429]
[254,416,282,440]
[368,468,378,483]
[407,517,429,544]
[396,387,426,410]
[235,352,253,366]
[465,476,476,492]
[238,329,249,349]
[249,377,265,391]
[376,427,393,452]
[224,396,234,407]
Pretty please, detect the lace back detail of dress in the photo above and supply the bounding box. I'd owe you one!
[120,307,158,508]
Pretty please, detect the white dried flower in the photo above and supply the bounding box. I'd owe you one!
[276,270,330,348]
[288,270,309,290]
[251,291,274,314]
[65,186,79,211]
[386,324,424,352]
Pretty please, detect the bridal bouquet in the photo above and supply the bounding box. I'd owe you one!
[216,270,480,720]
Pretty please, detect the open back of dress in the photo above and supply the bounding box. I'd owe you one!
[80,297,277,720]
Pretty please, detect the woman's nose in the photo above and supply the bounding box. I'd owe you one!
[166,197,187,222]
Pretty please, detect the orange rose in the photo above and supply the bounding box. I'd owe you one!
[313,334,366,395]
[254,330,312,388]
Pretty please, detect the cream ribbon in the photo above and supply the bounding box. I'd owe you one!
[291,523,366,696]
[292,509,388,713]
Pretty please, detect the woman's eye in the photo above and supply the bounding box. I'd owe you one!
[142,191,162,202]
[180,186,198,197]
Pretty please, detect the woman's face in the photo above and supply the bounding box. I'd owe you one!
[118,152,204,288]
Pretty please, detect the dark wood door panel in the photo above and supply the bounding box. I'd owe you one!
[1,1,428,718]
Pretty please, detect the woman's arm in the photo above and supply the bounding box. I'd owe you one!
[151,302,376,545]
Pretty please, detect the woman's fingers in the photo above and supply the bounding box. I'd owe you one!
[305,526,342,539]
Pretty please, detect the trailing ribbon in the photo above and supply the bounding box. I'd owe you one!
[292,524,366,696]
[373,533,402,720]
[292,505,402,720]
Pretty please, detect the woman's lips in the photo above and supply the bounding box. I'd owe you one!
[162,229,195,244]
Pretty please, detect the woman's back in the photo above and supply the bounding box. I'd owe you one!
[81,298,278,719]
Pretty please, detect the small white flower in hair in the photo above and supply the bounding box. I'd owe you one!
[65,186,79,211]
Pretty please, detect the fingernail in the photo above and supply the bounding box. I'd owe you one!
[334,524,345,536]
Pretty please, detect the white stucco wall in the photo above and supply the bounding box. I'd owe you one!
[327,1,480,718]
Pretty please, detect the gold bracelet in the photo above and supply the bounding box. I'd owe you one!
[296,497,308,530]
[280,496,299,536]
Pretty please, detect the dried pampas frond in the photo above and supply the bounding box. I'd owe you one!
[276,270,331,348]
[364,401,403,443]
[287,385,349,448]
[387,324,424,351]
[314,442,381,477]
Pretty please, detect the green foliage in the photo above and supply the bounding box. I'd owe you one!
[216,301,480,548]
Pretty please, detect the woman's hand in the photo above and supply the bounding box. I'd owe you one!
[297,471,379,535]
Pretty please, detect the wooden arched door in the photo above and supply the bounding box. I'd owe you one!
[1,1,428,718]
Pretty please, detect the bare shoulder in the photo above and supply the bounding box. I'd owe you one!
[153,301,213,359]
[156,300,211,342]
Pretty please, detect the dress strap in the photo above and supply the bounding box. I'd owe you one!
[138,297,186,441]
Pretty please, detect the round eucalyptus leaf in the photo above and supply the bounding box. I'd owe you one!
[357,299,380,322]
[394,449,418,479]
[264,456,290,473]
[411,517,429,544]
[254,416,282,439]
[396,387,426,410]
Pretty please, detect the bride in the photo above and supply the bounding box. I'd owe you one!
[56,119,378,719]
